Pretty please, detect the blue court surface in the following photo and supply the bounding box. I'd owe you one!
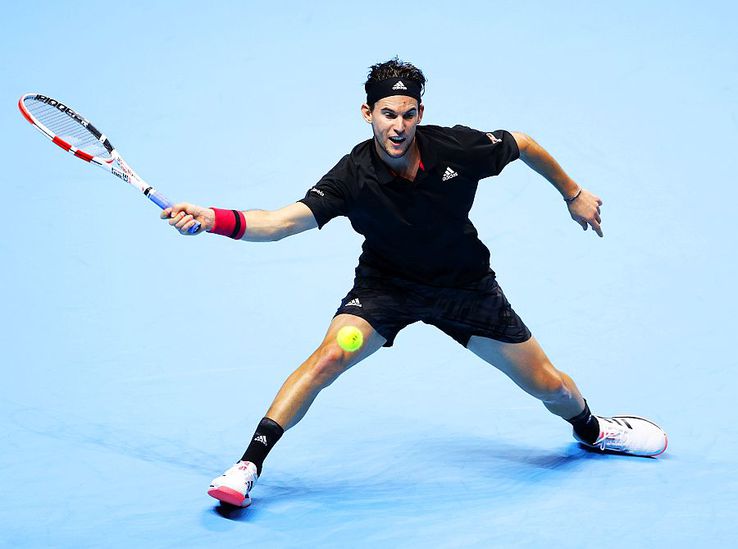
[1,2,736,547]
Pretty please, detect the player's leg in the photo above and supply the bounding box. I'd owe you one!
[466,335,585,419]
[426,273,585,420]
[208,314,386,507]
[428,272,666,458]
[467,335,667,457]
[265,313,386,430]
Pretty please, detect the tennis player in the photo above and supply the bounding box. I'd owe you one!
[162,58,667,508]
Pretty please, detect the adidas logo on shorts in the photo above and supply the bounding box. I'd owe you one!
[346,298,362,307]
[254,435,268,446]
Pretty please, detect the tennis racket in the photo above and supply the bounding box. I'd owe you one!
[18,93,200,234]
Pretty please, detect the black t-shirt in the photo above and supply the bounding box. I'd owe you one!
[299,125,520,286]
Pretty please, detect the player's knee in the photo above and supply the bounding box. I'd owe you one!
[533,367,571,402]
[310,344,350,386]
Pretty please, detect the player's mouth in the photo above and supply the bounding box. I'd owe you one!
[388,136,406,147]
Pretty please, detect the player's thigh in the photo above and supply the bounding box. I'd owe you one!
[467,335,561,394]
[317,313,387,369]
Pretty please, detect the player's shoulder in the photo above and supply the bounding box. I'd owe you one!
[418,124,517,176]
[418,124,489,147]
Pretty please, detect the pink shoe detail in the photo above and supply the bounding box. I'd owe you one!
[208,486,251,507]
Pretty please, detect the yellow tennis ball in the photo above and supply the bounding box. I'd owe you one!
[336,326,363,352]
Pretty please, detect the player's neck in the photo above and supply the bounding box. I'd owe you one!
[376,139,421,181]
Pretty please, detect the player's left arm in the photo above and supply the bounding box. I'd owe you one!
[510,131,603,237]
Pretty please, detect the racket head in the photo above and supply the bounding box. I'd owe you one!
[19,93,115,164]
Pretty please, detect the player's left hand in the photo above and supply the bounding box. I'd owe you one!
[567,187,603,237]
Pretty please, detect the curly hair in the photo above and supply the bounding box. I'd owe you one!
[364,57,426,109]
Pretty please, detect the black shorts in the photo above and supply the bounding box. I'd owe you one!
[334,271,532,347]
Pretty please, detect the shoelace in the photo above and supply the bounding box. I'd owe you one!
[596,418,631,451]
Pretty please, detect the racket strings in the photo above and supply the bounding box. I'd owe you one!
[24,98,113,160]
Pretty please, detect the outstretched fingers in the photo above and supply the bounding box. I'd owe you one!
[590,217,603,237]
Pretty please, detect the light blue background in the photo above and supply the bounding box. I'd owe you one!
[1,1,736,547]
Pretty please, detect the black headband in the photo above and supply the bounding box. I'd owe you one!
[365,77,422,105]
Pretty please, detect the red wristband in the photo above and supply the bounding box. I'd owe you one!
[208,208,247,239]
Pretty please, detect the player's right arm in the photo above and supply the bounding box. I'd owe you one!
[161,201,318,241]
[240,203,318,241]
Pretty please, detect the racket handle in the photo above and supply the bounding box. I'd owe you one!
[147,188,201,235]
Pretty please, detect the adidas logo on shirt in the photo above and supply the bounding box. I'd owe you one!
[346,298,362,307]
[442,167,459,181]
[392,80,408,90]
[254,435,268,446]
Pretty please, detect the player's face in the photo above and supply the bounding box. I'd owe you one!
[362,96,424,159]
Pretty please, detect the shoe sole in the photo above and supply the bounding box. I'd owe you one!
[208,486,252,508]
[612,415,668,457]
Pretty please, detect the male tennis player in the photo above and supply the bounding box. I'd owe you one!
[163,58,667,508]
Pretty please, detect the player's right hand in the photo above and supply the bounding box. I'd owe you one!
[161,203,215,235]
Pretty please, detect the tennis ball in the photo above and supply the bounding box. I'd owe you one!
[336,326,363,352]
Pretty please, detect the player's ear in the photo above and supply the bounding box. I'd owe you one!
[417,102,424,123]
[361,103,373,123]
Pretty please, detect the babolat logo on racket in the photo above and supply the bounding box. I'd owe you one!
[111,166,129,182]
[34,94,89,127]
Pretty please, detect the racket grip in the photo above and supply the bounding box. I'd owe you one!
[147,189,201,235]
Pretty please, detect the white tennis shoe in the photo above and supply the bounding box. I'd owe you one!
[208,460,258,507]
[575,415,668,457]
